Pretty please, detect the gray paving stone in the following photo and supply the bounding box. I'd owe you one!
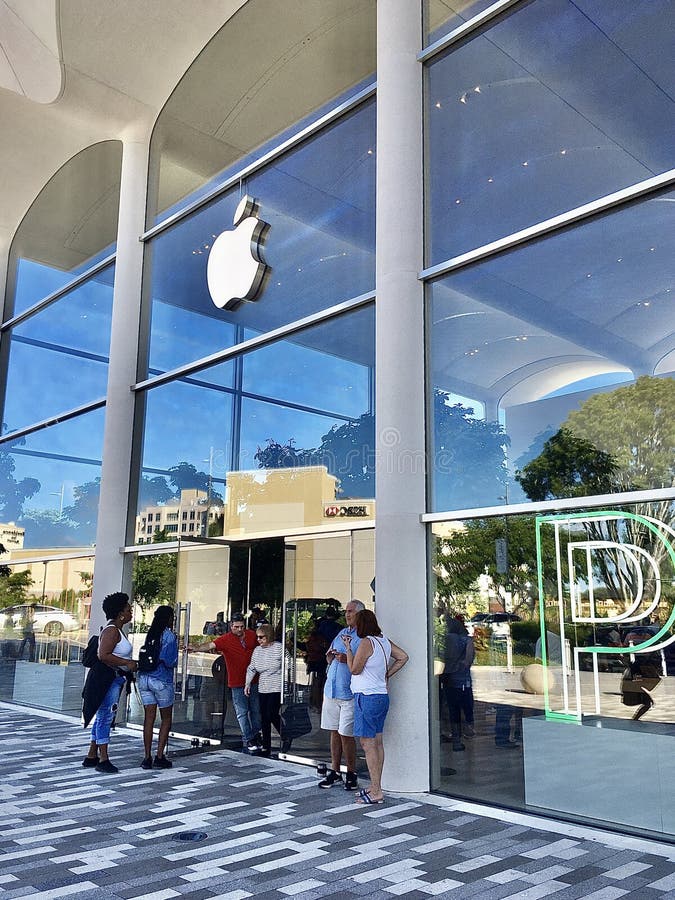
[0,708,674,900]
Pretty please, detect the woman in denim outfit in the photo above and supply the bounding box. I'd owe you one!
[82,592,137,774]
[137,605,178,769]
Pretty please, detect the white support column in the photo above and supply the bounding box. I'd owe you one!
[376,1,429,793]
[90,122,152,634]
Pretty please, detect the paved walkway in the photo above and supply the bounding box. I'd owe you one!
[1,705,675,900]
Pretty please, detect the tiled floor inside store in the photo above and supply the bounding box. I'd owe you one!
[1,705,675,899]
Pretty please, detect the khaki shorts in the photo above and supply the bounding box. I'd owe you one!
[320,696,354,736]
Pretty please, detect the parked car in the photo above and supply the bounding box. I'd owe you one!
[484,612,521,638]
[0,603,80,637]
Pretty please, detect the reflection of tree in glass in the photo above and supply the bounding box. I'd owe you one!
[434,516,557,620]
[254,412,375,498]
[132,529,177,612]
[432,392,509,511]
[0,569,34,609]
[517,376,675,607]
[0,433,40,521]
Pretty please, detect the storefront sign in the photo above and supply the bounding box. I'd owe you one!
[324,504,370,518]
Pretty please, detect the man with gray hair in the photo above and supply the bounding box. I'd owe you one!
[318,599,365,790]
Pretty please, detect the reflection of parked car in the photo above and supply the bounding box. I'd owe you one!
[0,604,80,637]
[485,612,521,638]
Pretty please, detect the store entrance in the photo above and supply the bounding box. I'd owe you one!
[127,528,374,763]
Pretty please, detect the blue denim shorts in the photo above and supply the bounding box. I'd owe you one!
[353,692,389,738]
[138,674,174,709]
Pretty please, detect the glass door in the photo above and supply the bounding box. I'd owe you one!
[280,529,375,765]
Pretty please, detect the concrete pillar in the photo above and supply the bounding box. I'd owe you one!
[90,122,152,634]
[375,1,429,793]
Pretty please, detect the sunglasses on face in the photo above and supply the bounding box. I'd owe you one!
[256,634,266,641]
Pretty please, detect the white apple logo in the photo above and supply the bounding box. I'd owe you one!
[207,195,270,310]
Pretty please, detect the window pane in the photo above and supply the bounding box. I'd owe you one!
[0,408,105,549]
[430,500,675,839]
[149,0,376,223]
[7,142,121,318]
[427,189,675,512]
[2,266,114,435]
[144,101,376,375]
[0,556,94,713]
[424,0,498,46]
[425,0,674,262]
[135,306,375,542]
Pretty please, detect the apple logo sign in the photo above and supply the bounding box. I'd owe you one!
[207,195,270,310]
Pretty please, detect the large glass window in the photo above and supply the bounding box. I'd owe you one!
[2,265,114,435]
[134,305,374,542]
[0,408,105,550]
[144,100,376,376]
[425,0,674,263]
[0,555,94,714]
[5,142,121,319]
[148,0,376,224]
[427,188,675,513]
[430,500,675,838]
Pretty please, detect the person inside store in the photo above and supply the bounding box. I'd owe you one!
[343,609,408,805]
[82,592,137,774]
[137,605,178,770]
[441,615,475,752]
[318,599,364,791]
[247,605,268,630]
[188,612,262,751]
[244,623,284,756]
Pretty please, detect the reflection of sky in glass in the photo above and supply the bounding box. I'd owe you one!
[238,399,341,471]
[3,408,105,548]
[426,0,673,262]
[140,379,234,479]
[144,101,375,376]
[3,268,114,434]
[11,249,116,318]
[242,330,371,417]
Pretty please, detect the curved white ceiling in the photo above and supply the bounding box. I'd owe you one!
[0,0,62,103]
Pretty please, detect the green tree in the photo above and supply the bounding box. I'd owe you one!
[516,428,620,501]
[131,529,177,611]
[0,570,34,608]
[517,376,675,605]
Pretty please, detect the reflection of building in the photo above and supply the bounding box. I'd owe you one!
[3,547,93,608]
[135,489,222,543]
[0,523,25,555]
[225,467,374,537]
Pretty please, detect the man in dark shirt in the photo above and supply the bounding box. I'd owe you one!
[189,613,262,750]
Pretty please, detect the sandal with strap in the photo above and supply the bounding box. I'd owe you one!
[355,788,384,805]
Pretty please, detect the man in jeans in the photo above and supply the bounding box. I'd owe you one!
[318,599,365,791]
[189,613,262,751]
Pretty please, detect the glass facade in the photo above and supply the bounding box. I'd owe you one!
[143,100,376,377]
[148,0,376,224]
[134,305,375,541]
[2,0,674,844]
[425,0,674,264]
[425,0,675,840]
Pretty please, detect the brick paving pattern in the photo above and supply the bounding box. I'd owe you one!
[0,708,674,899]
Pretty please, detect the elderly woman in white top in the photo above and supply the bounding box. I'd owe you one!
[343,609,408,805]
[245,623,283,755]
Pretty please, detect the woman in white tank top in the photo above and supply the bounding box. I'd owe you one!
[343,609,408,805]
[82,592,137,774]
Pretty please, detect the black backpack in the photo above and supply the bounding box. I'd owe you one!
[138,632,162,673]
[82,635,99,667]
